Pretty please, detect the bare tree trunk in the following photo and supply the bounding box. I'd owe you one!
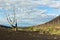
[5,5,18,31]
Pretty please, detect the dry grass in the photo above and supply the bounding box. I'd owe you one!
[0,27,60,40]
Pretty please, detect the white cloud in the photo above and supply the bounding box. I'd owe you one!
[0,0,59,26]
[8,9,47,21]
[0,0,60,8]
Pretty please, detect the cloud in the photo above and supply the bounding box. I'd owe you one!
[48,1,60,8]
[0,0,59,26]
[0,0,60,8]
[0,8,52,26]
[0,0,60,10]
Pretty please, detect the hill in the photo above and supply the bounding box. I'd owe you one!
[42,15,60,27]
[33,15,60,28]
[27,15,60,34]
[0,25,12,28]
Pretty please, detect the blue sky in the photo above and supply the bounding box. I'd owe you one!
[0,0,60,27]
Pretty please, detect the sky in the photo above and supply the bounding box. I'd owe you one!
[0,0,60,27]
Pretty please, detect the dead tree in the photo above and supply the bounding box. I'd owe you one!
[6,6,17,31]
